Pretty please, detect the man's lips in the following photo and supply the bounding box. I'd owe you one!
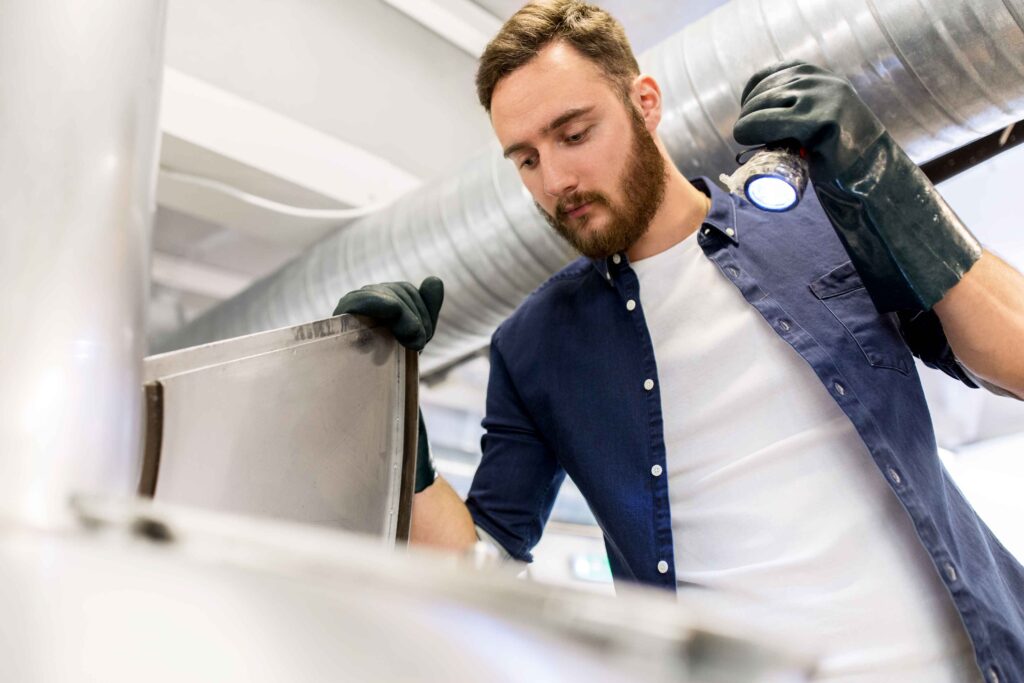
[565,202,592,219]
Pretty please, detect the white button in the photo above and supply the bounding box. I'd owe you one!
[943,563,957,582]
[643,379,655,391]
[725,227,735,237]
[887,467,902,485]
[657,560,669,574]
[834,382,846,396]
[626,299,637,311]
[605,271,611,280]
[987,668,1000,683]
[778,320,791,331]
[726,266,739,277]
[612,254,622,264]
[703,227,711,235]
[651,464,663,477]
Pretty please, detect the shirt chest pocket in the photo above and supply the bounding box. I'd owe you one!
[809,261,912,375]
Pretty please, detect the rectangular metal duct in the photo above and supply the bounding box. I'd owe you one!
[142,314,417,544]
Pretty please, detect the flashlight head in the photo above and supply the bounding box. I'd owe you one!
[744,174,800,212]
[720,146,809,213]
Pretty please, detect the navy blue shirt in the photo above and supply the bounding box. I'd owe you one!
[465,177,1024,680]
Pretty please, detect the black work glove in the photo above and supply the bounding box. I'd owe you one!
[333,277,444,492]
[733,60,981,312]
[332,277,444,352]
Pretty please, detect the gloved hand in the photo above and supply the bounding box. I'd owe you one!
[733,60,981,312]
[333,277,444,492]
[333,277,444,352]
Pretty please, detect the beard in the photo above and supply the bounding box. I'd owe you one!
[537,106,667,260]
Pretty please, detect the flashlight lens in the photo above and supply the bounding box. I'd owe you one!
[745,175,798,212]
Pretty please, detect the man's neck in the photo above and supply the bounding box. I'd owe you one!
[626,167,709,263]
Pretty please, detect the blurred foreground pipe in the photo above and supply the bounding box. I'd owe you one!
[0,1,168,527]
[161,0,1024,374]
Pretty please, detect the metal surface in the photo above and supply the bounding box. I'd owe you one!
[159,0,1024,374]
[0,1,167,527]
[143,315,411,544]
[0,496,813,682]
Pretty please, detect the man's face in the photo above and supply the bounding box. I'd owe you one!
[490,41,666,260]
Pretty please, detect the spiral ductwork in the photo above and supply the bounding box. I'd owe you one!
[159,0,1024,374]
[647,0,1024,177]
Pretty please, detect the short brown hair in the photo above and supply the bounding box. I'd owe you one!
[475,1,640,112]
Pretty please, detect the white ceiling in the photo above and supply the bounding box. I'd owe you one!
[164,0,494,180]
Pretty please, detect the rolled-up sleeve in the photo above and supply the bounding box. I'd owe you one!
[898,308,1024,398]
[466,330,565,563]
[897,309,979,387]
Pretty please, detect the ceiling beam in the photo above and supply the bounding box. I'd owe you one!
[160,68,421,209]
[379,0,501,58]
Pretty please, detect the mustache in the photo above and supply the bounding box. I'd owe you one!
[555,192,609,221]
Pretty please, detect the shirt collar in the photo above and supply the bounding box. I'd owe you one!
[693,176,739,245]
[590,176,739,282]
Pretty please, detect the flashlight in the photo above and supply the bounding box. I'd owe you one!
[719,144,809,212]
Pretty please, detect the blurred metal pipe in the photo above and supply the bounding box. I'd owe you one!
[160,0,1024,374]
[0,1,167,527]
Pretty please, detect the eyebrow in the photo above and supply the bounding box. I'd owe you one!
[502,106,595,159]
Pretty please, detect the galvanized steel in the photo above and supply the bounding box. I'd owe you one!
[144,315,412,544]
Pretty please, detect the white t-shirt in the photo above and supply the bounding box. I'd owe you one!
[631,229,979,682]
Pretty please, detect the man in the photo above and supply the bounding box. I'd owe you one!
[334,2,1024,680]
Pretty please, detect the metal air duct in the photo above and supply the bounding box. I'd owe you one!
[160,0,1024,374]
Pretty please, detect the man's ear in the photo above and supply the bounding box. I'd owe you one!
[632,74,663,131]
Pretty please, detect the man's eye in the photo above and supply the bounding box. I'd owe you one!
[519,156,537,169]
[566,128,590,144]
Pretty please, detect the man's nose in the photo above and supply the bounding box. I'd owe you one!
[541,158,578,199]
